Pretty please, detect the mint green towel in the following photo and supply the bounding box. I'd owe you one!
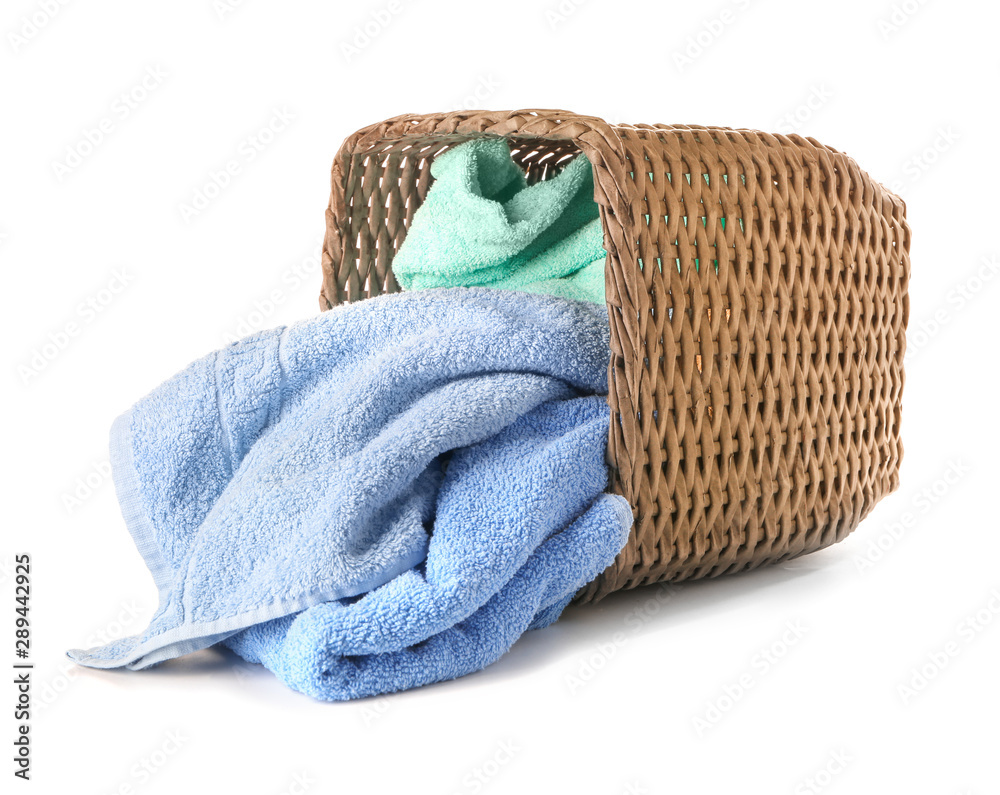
[392,138,607,305]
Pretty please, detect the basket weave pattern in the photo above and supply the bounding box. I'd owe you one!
[319,109,910,603]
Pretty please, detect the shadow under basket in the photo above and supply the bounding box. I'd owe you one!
[318,108,911,604]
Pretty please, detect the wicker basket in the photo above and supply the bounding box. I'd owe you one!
[318,109,910,603]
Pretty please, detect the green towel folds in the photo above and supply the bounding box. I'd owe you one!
[392,138,608,305]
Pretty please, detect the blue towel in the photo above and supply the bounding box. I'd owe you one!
[224,397,631,700]
[67,287,632,698]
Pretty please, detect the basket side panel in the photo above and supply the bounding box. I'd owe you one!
[576,124,910,602]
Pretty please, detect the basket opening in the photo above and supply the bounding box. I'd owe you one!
[338,133,612,302]
[377,134,611,308]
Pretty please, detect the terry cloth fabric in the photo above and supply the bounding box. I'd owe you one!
[224,397,632,700]
[391,138,608,305]
[67,287,632,699]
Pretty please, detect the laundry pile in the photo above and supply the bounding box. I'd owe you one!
[69,142,630,700]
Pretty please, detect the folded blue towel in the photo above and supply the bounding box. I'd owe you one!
[68,287,632,698]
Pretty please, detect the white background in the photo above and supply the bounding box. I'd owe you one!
[3,0,998,792]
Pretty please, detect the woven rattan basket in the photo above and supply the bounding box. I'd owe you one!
[319,109,910,603]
